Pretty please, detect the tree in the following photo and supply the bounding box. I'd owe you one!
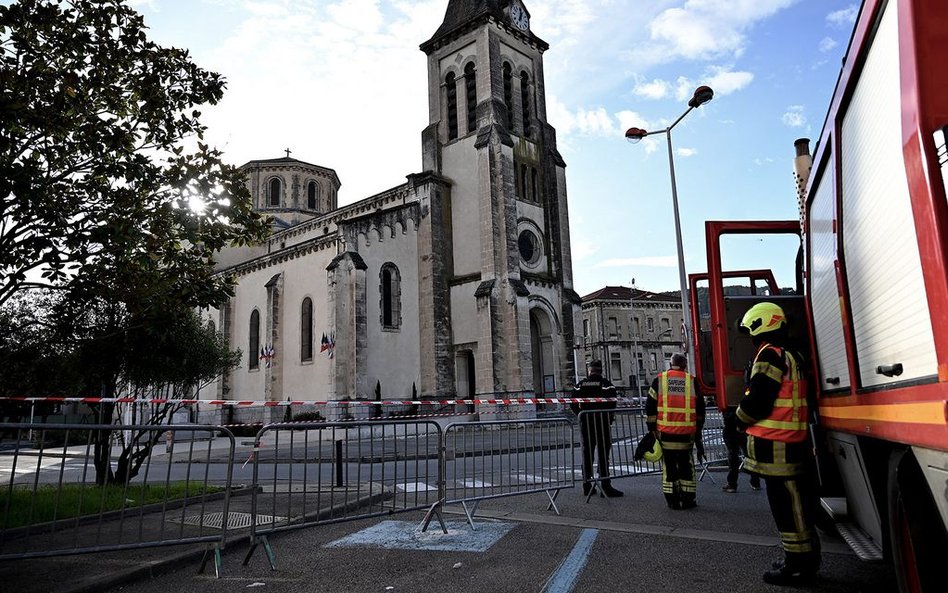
[0,0,269,311]
[0,292,242,484]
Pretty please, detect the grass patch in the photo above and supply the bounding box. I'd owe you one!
[1,482,225,529]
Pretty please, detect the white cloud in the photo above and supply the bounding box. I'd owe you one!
[571,239,600,262]
[818,36,838,53]
[674,67,753,102]
[632,78,670,100]
[595,256,679,268]
[827,4,859,28]
[186,0,445,203]
[631,0,798,65]
[676,147,697,157]
[782,105,806,127]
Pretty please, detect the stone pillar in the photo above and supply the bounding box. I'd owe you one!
[264,273,284,414]
[327,252,367,400]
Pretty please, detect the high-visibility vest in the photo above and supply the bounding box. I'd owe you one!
[656,369,697,435]
[746,344,808,443]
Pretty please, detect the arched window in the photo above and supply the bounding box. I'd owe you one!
[301,298,313,362]
[520,163,528,199]
[380,263,401,330]
[445,72,458,140]
[531,167,539,202]
[464,62,477,133]
[268,178,281,207]
[503,62,513,129]
[520,71,531,137]
[307,181,319,210]
[249,309,260,370]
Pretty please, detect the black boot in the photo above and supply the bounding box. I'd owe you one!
[600,483,623,497]
[763,556,818,586]
[762,565,816,586]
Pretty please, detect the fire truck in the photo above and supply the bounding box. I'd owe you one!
[689,1,947,591]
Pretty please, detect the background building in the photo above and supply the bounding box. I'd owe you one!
[578,286,686,397]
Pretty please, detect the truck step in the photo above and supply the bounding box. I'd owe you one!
[834,521,884,562]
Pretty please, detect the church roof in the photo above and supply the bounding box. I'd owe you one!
[240,157,341,182]
[420,0,547,53]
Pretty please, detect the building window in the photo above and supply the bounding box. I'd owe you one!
[249,309,260,370]
[520,163,528,199]
[633,317,640,335]
[661,317,670,332]
[583,319,589,338]
[518,229,542,267]
[514,161,521,198]
[301,298,313,362]
[608,317,618,338]
[520,70,531,137]
[268,178,281,207]
[307,181,319,210]
[446,72,458,140]
[610,354,622,384]
[649,352,658,371]
[381,263,401,330]
[647,317,654,332]
[531,167,539,202]
[464,62,477,133]
[503,62,513,129]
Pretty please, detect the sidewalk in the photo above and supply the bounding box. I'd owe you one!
[0,469,896,593]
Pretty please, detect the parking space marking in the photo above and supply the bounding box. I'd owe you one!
[541,528,598,593]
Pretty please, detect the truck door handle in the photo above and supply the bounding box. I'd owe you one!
[825,377,840,385]
[876,363,903,377]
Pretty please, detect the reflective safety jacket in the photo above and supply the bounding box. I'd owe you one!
[655,370,697,435]
[745,344,808,444]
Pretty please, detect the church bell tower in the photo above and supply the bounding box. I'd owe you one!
[419,1,581,397]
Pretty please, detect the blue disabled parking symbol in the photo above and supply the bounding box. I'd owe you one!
[325,520,516,552]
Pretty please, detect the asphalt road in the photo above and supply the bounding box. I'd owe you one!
[96,471,896,593]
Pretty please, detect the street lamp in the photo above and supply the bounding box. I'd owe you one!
[624,85,713,375]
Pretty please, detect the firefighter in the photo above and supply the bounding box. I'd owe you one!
[646,353,705,509]
[736,302,821,586]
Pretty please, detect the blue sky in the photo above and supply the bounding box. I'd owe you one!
[129,0,859,296]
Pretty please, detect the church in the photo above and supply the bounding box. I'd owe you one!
[206,1,581,413]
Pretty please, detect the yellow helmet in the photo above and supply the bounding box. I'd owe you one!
[740,302,787,336]
[644,438,663,463]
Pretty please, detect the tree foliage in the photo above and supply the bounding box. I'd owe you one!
[1,292,242,483]
[0,0,268,311]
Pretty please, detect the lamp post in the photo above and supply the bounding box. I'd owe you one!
[625,85,713,375]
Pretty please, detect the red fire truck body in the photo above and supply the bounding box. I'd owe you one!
[692,1,948,591]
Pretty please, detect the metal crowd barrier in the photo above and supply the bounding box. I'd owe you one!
[0,423,234,576]
[575,408,662,500]
[577,406,729,496]
[441,418,574,528]
[243,420,443,569]
[0,402,736,574]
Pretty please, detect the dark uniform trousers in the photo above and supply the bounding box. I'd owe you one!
[746,436,821,571]
[579,412,613,485]
[658,435,696,507]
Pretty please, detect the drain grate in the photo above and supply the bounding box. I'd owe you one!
[169,512,290,530]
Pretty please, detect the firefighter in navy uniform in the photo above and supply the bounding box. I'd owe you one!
[572,360,623,498]
[646,353,705,509]
[736,302,821,586]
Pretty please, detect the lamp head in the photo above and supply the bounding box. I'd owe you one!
[688,85,714,108]
[625,127,648,144]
